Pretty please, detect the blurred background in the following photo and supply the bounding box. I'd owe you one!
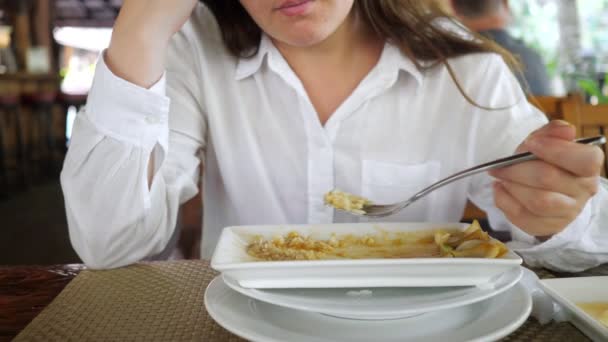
[1,0,607,265]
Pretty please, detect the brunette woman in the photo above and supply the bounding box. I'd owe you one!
[61,0,606,270]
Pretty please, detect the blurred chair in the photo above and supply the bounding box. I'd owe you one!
[462,202,486,222]
[0,93,25,196]
[177,193,203,260]
[177,167,203,259]
[22,91,57,182]
[530,95,566,120]
[562,95,608,176]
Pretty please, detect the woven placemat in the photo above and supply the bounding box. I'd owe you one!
[15,260,589,342]
[15,260,244,342]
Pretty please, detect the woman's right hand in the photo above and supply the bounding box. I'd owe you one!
[106,0,198,88]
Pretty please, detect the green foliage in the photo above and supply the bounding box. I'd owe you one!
[59,67,68,79]
[577,77,608,104]
[509,0,608,96]
[509,1,560,76]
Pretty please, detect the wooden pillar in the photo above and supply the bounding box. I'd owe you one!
[13,0,32,71]
[32,0,54,72]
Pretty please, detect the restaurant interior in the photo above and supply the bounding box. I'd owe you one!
[1,0,608,341]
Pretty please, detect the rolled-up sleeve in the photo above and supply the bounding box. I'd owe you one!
[61,27,207,269]
[85,55,171,149]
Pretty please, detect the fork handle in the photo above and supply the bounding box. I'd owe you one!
[408,135,606,204]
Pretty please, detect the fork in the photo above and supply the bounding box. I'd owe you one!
[337,135,606,218]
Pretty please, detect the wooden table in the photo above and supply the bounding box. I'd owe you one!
[0,265,84,341]
[1,262,606,342]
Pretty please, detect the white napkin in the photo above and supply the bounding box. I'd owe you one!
[519,267,569,324]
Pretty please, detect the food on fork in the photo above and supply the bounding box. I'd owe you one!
[246,220,509,261]
[324,190,372,214]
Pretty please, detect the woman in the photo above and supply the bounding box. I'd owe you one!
[62,0,606,271]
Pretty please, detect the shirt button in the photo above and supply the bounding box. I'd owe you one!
[145,116,160,124]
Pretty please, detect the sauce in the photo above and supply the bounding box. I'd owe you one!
[246,221,509,261]
[577,302,608,327]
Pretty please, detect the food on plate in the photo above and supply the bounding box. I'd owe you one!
[246,220,509,261]
[324,190,372,215]
[577,302,608,327]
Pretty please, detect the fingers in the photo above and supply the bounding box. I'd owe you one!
[518,120,576,151]
[524,136,605,177]
[533,120,577,139]
[490,120,603,238]
[489,160,599,198]
[497,180,578,218]
[493,182,571,236]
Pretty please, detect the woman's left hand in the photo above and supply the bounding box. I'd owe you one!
[489,120,605,238]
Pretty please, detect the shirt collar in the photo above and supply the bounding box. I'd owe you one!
[235,34,274,81]
[235,34,424,86]
[375,42,423,86]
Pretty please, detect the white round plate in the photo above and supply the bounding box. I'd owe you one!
[222,267,522,320]
[205,276,532,342]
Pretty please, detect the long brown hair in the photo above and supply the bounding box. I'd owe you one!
[202,0,521,108]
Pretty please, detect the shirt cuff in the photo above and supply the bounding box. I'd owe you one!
[509,198,594,261]
[85,52,171,150]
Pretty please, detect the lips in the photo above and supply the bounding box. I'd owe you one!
[276,0,310,10]
[275,0,313,16]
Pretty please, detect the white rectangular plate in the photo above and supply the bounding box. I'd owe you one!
[210,222,522,289]
[540,277,608,341]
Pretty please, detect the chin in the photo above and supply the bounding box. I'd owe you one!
[276,26,333,48]
[284,35,326,47]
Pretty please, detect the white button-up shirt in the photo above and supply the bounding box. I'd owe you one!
[61,5,608,270]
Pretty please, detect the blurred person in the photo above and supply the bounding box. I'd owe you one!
[452,0,552,96]
[61,0,606,271]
